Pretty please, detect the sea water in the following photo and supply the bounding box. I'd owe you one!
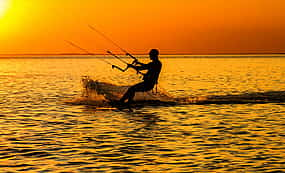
[0,55,284,172]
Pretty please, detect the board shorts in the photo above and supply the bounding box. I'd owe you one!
[130,81,155,92]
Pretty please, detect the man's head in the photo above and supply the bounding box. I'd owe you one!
[149,49,159,60]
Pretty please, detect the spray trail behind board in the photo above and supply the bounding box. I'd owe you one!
[67,76,285,108]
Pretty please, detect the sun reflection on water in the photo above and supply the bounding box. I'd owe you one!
[0,57,284,172]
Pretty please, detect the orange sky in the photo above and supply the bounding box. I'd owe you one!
[0,0,285,54]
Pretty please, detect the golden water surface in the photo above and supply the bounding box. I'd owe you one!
[0,56,285,172]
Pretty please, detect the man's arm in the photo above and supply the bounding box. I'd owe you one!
[134,61,146,66]
[128,63,150,71]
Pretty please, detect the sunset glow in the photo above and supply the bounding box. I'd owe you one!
[0,0,8,17]
[0,0,285,55]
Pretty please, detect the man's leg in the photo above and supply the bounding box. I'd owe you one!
[119,85,136,103]
[120,82,147,103]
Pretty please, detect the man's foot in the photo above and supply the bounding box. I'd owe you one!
[109,100,128,107]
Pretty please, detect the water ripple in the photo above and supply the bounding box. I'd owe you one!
[0,58,285,172]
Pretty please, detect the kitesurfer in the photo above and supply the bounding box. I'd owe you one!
[119,49,162,104]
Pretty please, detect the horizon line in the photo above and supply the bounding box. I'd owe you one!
[0,52,285,56]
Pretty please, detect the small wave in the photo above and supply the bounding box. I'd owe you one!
[203,91,285,104]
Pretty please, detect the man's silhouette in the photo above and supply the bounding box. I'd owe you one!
[119,49,162,104]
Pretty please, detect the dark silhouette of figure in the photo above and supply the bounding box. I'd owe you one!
[119,49,162,104]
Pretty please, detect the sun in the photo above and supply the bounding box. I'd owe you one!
[0,0,9,18]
